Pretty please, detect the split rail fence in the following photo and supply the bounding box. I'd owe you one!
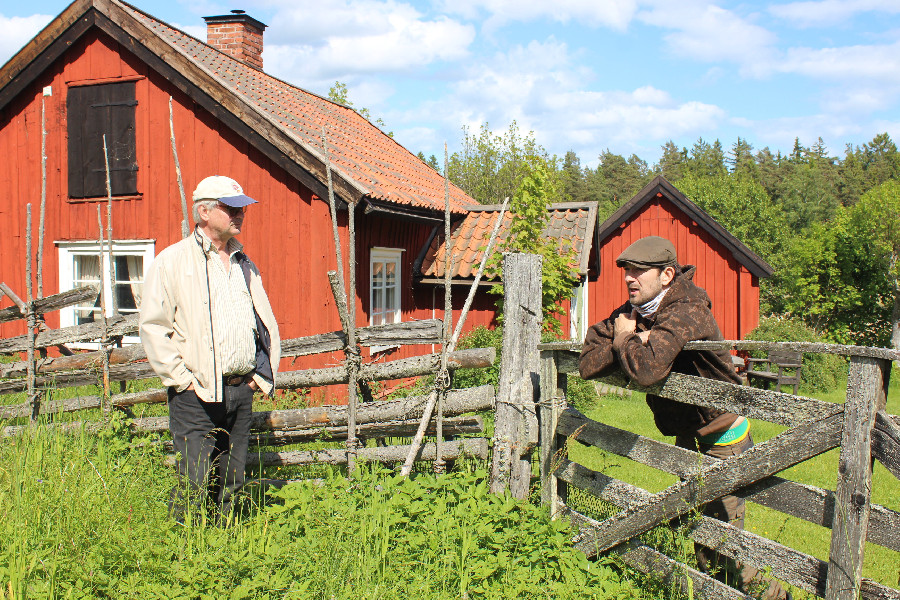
[0,283,504,473]
[539,341,900,600]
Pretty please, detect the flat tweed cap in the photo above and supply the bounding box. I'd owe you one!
[616,236,677,268]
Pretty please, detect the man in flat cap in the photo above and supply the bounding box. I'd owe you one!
[579,236,787,599]
[140,175,280,524]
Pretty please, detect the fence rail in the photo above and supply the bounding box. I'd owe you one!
[539,341,900,600]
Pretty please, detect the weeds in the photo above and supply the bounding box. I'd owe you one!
[0,421,641,599]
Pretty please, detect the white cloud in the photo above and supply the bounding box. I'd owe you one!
[776,41,900,81]
[638,2,776,66]
[0,13,52,66]
[259,0,474,81]
[389,39,727,165]
[769,0,900,28]
[438,0,638,31]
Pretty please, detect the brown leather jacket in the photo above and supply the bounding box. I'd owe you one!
[579,266,740,437]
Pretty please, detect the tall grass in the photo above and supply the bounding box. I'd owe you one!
[0,414,641,599]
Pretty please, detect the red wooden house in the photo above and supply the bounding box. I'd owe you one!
[0,0,480,395]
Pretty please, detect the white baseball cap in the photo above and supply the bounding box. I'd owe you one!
[192,175,258,208]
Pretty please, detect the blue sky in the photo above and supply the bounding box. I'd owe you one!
[2,0,898,168]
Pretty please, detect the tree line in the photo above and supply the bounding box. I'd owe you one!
[329,82,899,350]
[418,124,900,351]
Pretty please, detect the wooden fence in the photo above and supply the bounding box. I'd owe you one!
[0,254,551,495]
[539,341,900,600]
[0,283,502,469]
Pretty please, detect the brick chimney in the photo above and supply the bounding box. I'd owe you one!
[203,10,267,70]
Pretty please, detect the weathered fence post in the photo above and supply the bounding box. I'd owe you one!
[490,252,541,498]
[824,355,890,600]
[539,346,568,515]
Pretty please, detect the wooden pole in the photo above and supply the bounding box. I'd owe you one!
[37,93,47,299]
[490,253,542,498]
[434,143,453,474]
[25,204,38,421]
[824,356,889,600]
[102,135,117,316]
[96,206,111,412]
[321,127,360,470]
[539,348,568,515]
[169,97,189,238]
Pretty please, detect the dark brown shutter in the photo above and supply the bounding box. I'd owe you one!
[67,82,138,198]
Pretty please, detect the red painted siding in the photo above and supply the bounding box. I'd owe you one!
[588,198,760,341]
[0,30,353,353]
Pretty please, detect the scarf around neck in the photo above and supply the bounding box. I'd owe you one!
[633,288,669,318]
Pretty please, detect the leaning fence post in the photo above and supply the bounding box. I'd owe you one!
[825,355,889,600]
[489,252,541,498]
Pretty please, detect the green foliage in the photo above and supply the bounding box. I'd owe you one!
[674,172,789,261]
[453,325,503,390]
[0,422,638,599]
[744,315,846,392]
[448,121,556,205]
[486,156,581,335]
[566,374,602,414]
[772,180,900,347]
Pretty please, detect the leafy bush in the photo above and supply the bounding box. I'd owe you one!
[745,315,847,392]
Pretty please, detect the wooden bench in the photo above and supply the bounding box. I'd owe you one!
[746,349,803,394]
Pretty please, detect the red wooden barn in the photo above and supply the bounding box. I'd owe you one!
[587,176,773,341]
[0,0,483,400]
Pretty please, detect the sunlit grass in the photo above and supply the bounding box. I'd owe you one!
[567,367,900,593]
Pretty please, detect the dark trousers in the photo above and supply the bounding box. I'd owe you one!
[168,382,254,523]
[676,434,787,600]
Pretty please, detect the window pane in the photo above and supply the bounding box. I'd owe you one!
[373,287,384,314]
[372,261,385,287]
[385,261,396,285]
[385,285,396,314]
[114,255,142,311]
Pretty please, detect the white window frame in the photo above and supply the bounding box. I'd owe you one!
[569,277,589,342]
[57,239,155,347]
[369,247,404,353]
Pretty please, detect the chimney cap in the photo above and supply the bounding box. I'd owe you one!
[203,11,267,30]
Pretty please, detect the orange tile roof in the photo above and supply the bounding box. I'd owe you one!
[418,202,598,280]
[120,2,471,213]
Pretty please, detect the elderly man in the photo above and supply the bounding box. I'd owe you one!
[140,175,280,523]
[579,236,787,600]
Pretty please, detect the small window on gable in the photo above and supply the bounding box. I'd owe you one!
[370,248,403,327]
[67,82,138,199]
[57,240,154,346]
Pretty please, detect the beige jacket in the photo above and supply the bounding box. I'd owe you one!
[139,232,281,403]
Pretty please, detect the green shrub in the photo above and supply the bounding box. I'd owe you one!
[453,325,503,390]
[745,315,847,393]
[567,374,601,413]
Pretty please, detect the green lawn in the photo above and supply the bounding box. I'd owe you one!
[567,368,900,594]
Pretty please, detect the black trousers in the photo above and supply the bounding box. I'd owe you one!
[167,382,253,522]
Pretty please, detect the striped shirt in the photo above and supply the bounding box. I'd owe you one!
[196,230,257,377]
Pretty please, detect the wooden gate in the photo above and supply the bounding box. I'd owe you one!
[539,341,900,600]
